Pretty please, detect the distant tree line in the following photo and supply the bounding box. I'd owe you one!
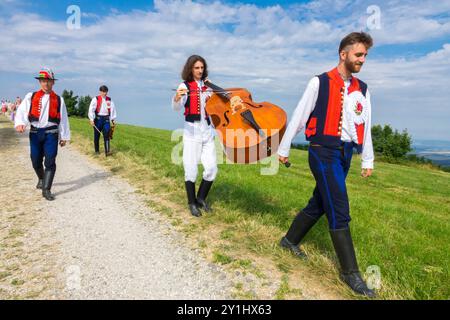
[62,90,91,118]
[371,124,412,160]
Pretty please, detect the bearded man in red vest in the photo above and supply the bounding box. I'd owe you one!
[15,68,71,201]
[278,32,376,297]
[88,85,117,156]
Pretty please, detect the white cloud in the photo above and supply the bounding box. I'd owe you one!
[0,0,449,140]
[0,1,339,91]
[291,0,450,45]
[81,12,100,19]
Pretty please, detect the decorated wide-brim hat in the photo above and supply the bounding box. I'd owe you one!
[35,68,58,80]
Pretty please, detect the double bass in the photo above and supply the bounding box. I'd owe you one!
[204,81,288,164]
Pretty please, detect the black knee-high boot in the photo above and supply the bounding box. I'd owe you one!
[196,179,213,212]
[94,137,100,153]
[330,228,376,298]
[185,181,201,217]
[104,139,110,156]
[94,125,100,153]
[34,167,44,189]
[280,211,318,258]
[42,169,56,201]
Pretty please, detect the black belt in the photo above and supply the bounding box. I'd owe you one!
[30,125,59,134]
[186,118,211,126]
[309,142,354,150]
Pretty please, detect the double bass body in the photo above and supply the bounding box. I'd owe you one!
[205,83,287,164]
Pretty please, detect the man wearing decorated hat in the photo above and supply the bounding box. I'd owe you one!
[14,68,70,201]
[88,85,117,156]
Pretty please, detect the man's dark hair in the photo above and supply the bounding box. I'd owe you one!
[181,55,208,82]
[99,85,109,93]
[339,32,373,53]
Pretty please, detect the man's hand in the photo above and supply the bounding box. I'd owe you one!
[15,125,25,133]
[361,168,373,178]
[279,156,289,164]
[175,88,188,102]
[59,140,67,147]
[90,120,94,126]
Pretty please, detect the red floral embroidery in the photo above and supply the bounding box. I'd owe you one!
[355,102,363,115]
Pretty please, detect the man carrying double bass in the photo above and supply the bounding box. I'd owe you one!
[172,55,218,218]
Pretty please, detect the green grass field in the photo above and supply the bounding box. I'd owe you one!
[69,117,449,300]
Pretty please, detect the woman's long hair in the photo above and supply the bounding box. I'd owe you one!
[181,55,208,82]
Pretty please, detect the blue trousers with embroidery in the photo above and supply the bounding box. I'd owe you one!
[29,127,59,172]
[94,116,110,152]
[302,142,354,230]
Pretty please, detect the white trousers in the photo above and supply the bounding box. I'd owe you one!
[183,121,218,183]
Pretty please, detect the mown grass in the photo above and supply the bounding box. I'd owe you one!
[69,117,450,300]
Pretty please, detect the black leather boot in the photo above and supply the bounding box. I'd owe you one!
[280,211,318,259]
[42,169,56,201]
[330,228,376,298]
[104,139,111,156]
[196,179,213,212]
[94,136,100,154]
[34,167,44,189]
[185,181,201,217]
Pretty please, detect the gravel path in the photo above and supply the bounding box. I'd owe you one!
[1,118,233,299]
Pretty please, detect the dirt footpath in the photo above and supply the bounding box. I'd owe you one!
[0,117,233,299]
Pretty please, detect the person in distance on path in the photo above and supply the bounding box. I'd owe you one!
[88,85,117,156]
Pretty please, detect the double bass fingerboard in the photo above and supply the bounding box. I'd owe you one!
[205,82,232,101]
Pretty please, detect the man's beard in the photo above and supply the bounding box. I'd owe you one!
[345,59,363,73]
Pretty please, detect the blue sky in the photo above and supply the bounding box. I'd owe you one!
[1,0,449,142]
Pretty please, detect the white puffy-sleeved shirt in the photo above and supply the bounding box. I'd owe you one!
[278,76,374,169]
[172,80,214,140]
[88,96,117,121]
[14,92,71,141]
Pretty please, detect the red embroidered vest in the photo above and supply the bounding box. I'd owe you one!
[184,81,209,122]
[28,90,61,124]
[305,68,368,151]
[96,96,111,115]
